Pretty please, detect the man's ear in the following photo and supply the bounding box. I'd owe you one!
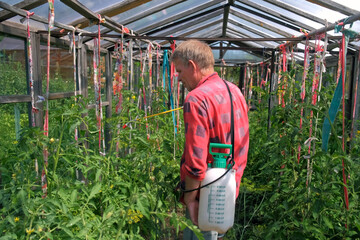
[188,60,198,72]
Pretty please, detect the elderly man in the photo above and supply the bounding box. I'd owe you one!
[171,40,249,240]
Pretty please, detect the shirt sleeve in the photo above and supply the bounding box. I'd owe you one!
[181,98,209,181]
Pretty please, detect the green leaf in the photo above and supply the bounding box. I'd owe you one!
[136,197,150,219]
[322,216,333,229]
[88,183,101,201]
[0,233,17,240]
[95,169,102,182]
[67,216,81,228]
[44,231,54,239]
[17,189,26,203]
[70,190,78,203]
[62,226,75,237]
[269,193,279,203]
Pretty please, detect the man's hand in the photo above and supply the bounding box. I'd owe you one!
[184,175,201,226]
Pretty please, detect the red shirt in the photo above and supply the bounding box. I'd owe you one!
[180,72,249,198]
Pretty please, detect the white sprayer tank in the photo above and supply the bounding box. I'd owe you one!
[198,143,236,234]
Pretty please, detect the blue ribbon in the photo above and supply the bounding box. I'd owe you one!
[321,20,357,151]
[162,50,177,133]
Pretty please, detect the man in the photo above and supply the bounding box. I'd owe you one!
[171,40,249,239]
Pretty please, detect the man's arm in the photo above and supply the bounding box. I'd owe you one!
[184,175,201,226]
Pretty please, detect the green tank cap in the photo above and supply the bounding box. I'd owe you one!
[212,156,227,168]
[209,143,232,169]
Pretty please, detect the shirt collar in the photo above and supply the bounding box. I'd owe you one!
[195,72,218,89]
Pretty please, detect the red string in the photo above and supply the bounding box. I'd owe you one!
[170,37,176,91]
[341,31,349,211]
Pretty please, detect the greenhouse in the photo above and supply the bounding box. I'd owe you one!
[1,0,360,239]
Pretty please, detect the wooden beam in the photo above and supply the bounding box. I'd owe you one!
[0,95,31,104]
[237,0,316,32]
[137,0,224,34]
[66,0,151,29]
[263,0,328,26]
[30,32,43,127]
[222,0,233,37]
[306,0,360,16]
[0,22,27,38]
[280,11,360,49]
[48,91,79,100]
[0,0,47,22]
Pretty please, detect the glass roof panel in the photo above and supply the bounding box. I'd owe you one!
[83,24,108,33]
[231,7,299,37]
[250,0,324,30]
[154,15,223,37]
[77,0,129,13]
[235,1,310,31]
[6,0,23,3]
[230,14,283,38]
[332,0,360,11]
[187,24,222,38]
[112,0,167,23]
[280,0,346,22]
[126,0,223,32]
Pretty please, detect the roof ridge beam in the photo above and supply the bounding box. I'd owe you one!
[222,0,234,38]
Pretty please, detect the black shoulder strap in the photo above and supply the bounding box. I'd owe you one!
[180,80,235,193]
[223,80,235,164]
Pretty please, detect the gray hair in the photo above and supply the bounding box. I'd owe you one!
[170,40,214,70]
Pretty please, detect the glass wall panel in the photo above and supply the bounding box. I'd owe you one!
[0,35,27,95]
[87,52,107,104]
[0,102,29,159]
[40,45,74,93]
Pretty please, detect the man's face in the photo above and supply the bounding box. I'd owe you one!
[174,59,197,91]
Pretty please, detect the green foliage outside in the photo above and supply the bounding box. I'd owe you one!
[0,52,27,96]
